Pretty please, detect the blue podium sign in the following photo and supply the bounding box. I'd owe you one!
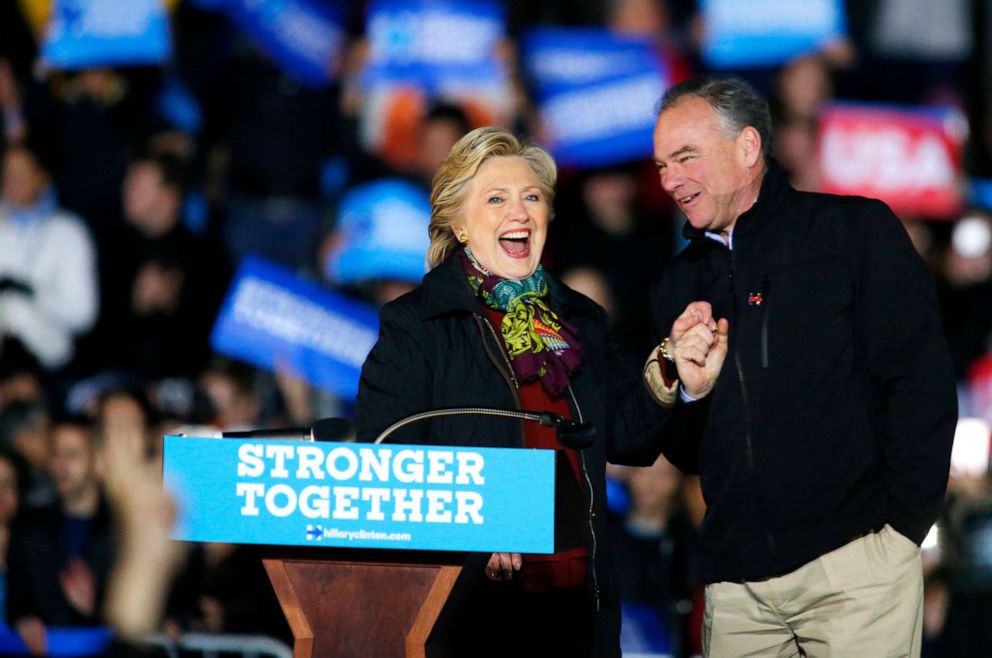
[164,436,555,554]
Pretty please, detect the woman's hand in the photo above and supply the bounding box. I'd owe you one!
[485,552,521,581]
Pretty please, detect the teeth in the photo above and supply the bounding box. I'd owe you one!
[681,194,696,204]
[501,231,529,239]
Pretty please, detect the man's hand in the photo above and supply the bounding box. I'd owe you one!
[669,302,729,399]
[671,301,716,343]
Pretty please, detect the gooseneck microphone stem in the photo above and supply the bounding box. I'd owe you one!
[373,407,565,444]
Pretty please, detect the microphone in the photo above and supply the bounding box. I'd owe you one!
[372,407,595,449]
[222,417,353,442]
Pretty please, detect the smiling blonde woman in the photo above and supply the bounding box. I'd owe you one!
[356,127,675,658]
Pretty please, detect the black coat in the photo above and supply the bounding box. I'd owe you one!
[6,498,116,626]
[649,164,958,584]
[355,252,671,657]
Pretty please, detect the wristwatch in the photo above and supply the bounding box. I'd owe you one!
[658,336,675,363]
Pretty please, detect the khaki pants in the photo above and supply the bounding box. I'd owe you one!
[703,525,923,658]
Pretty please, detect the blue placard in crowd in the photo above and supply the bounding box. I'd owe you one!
[324,179,430,286]
[165,436,555,553]
[224,0,346,88]
[210,256,379,400]
[42,0,171,69]
[522,28,669,168]
[363,0,507,92]
[701,0,846,69]
[970,179,992,212]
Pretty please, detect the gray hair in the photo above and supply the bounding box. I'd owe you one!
[657,75,773,158]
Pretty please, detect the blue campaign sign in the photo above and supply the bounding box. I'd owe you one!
[164,436,556,553]
[363,0,507,92]
[226,0,346,88]
[701,0,846,69]
[970,179,992,212]
[522,28,669,168]
[210,256,379,400]
[324,179,430,286]
[42,0,171,69]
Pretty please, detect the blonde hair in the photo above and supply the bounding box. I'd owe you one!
[427,126,557,268]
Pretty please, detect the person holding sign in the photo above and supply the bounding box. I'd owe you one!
[645,76,957,657]
[356,127,672,658]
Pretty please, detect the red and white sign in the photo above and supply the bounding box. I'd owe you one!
[818,103,966,219]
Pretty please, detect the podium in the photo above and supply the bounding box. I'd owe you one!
[163,436,554,658]
[262,547,466,658]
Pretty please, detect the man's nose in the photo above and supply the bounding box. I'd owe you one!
[660,166,682,194]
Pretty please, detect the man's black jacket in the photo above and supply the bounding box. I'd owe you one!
[355,252,672,657]
[650,164,958,584]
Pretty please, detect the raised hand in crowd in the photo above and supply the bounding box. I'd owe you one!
[101,415,183,638]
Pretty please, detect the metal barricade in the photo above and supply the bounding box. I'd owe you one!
[140,632,293,658]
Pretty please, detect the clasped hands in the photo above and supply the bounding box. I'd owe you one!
[645,301,729,404]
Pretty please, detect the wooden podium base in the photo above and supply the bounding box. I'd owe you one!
[263,549,464,658]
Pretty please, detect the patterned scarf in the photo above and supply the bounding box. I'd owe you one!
[461,249,583,396]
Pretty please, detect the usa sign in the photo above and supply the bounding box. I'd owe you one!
[818,102,966,219]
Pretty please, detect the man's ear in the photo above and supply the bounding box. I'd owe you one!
[736,126,762,168]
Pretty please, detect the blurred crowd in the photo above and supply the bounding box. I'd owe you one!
[0,0,991,656]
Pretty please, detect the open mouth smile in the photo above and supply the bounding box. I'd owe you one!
[498,229,531,258]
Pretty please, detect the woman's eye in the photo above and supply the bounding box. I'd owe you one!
[525,193,540,201]
[488,196,503,204]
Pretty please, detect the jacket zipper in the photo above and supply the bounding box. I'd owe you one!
[473,314,523,442]
[567,385,600,612]
[760,275,770,369]
[729,249,777,557]
[475,313,601,609]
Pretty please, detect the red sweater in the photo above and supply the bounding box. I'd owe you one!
[484,308,588,591]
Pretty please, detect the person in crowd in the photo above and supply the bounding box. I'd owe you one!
[548,163,676,358]
[608,454,698,657]
[0,139,99,372]
[644,75,957,656]
[198,42,340,269]
[770,55,833,192]
[355,127,672,657]
[935,212,992,382]
[85,151,226,380]
[7,416,115,654]
[0,400,53,511]
[0,339,45,411]
[196,357,263,433]
[8,67,164,239]
[0,448,26,624]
